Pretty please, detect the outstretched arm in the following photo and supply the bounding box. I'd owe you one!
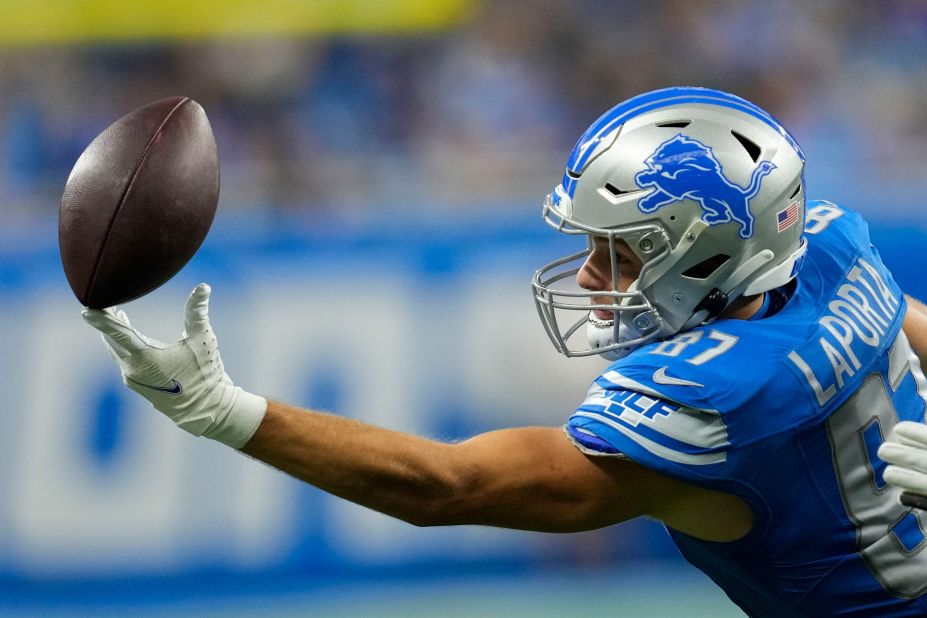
[82,284,751,539]
[241,401,655,531]
[241,401,752,539]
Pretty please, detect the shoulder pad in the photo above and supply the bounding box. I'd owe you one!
[607,326,745,411]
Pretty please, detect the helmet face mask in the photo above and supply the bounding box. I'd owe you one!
[532,87,807,360]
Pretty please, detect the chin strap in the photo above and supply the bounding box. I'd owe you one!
[688,240,807,326]
[693,288,729,320]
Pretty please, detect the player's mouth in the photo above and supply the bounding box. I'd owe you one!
[589,309,615,327]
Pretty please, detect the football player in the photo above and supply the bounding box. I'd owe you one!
[85,87,927,616]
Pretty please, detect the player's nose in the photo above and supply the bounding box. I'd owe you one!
[577,247,611,292]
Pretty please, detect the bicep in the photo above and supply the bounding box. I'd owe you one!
[442,426,670,532]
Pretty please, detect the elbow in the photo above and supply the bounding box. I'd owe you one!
[396,449,481,528]
[393,491,467,529]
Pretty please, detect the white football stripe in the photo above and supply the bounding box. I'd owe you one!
[573,411,727,465]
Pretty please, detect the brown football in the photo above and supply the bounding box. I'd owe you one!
[58,96,219,308]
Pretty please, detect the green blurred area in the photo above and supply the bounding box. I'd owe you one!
[10,564,746,617]
[0,0,475,44]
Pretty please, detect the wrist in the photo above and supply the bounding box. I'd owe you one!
[202,387,268,448]
[170,384,267,448]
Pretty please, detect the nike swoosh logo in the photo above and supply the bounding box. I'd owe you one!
[126,377,183,395]
[652,366,704,388]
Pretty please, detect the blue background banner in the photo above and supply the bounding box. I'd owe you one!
[1,209,701,614]
[2,210,925,589]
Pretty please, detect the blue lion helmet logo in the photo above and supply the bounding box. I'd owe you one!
[634,134,776,239]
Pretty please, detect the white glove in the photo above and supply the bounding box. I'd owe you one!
[878,421,927,510]
[82,283,266,449]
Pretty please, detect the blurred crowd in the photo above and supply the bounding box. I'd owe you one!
[2,0,927,226]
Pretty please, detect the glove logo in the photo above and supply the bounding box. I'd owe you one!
[635,134,776,239]
[126,377,184,395]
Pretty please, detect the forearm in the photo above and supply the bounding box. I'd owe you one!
[240,399,461,526]
[239,401,651,532]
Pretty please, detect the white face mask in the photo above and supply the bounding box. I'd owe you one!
[582,278,658,361]
[532,217,664,361]
[585,310,621,361]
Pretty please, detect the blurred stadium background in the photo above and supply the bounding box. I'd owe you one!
[2,1,927,616]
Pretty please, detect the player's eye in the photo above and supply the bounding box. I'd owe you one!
[615,245,635,263]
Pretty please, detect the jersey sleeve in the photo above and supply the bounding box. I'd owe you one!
[565,368,732,477]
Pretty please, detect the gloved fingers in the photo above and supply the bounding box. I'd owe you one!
[183,283,212,336]
[82,307,158,358]
[883,465,927,496]
[110,309,139,355]
[878,442,927,474]
[893,421,927,448]
[103,336,124,363]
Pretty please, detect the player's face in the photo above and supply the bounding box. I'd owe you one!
[576,236,642,319]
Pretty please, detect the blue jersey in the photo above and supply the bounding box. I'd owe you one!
[566,201,927,616]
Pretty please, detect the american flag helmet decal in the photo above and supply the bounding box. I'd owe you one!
[777,201,800,232]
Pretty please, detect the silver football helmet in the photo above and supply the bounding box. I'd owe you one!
[532,87,807,360]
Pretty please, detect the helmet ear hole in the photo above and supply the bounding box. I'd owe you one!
[682,254,731,280]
